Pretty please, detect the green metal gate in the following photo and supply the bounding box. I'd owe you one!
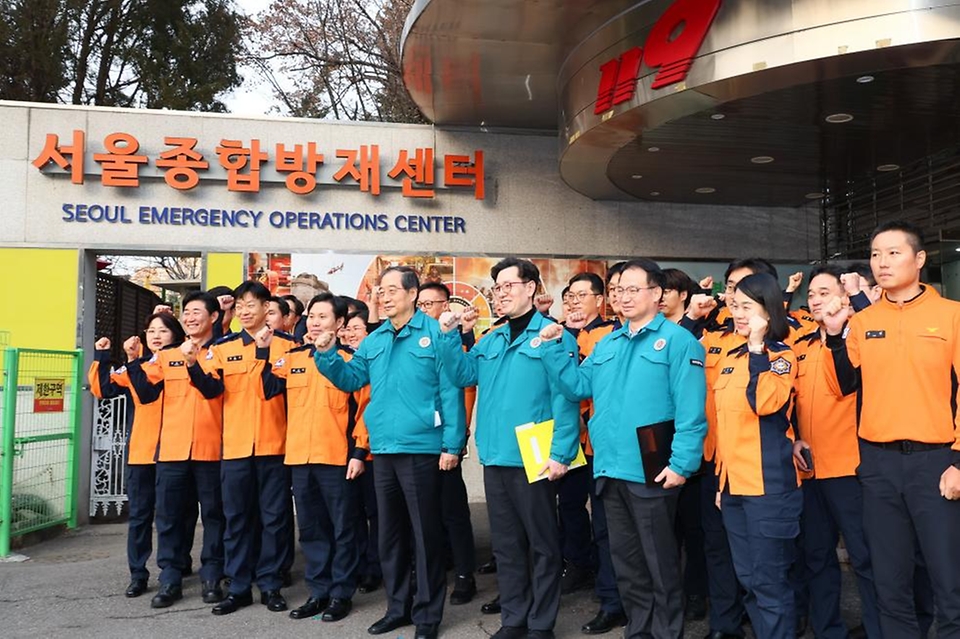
[0,347,83,557]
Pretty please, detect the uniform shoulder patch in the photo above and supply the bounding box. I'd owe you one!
[769,356,792,376]
[273,357,285,368]
[690,359,704,367]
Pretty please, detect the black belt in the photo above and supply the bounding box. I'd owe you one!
[863,439,952,454]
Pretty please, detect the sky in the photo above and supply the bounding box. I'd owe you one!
[222,0,283,116]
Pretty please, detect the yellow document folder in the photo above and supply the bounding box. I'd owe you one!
[515,419,587,483]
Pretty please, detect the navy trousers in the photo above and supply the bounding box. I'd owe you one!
[675,473,708,599]
[722,489,802,639]
[291,464,360,599]
[557,461,593,569]
[858,442,960,638]
[587,459,623,615]
[155,460,223,586]
[440,458,476,576]
[221,455,292,594]
[700,461,745,636]
[800,476,881,639]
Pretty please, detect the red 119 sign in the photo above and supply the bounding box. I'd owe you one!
[594,0,722,115]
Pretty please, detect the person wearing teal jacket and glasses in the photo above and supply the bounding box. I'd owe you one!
[538,258,708,639]
[312,265,465,639]
[436,257,580,639]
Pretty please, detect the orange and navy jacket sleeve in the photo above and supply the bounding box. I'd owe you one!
[825,320,861,396]
[747,344,797,416]
[88,350,121,399]
[256,345,289,400]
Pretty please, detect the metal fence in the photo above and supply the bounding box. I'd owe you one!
[0,348,83,557]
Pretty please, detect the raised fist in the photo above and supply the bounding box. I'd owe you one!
[180,339,198,366]
[217,294,235,311]
[565,311,587,330]
[747,314,768,346]
[122,336,141,361]
[314,330,336,352]
[438,310,461,333]
[786,271,804,293]
[95,337,111,351]
[539,323,564,342]
[698,276,714,291]
[153,304,174,316]
[822,295,849,336]
[840,273,862,297]
[686,294,718,320]
[534,294,554,314]
[461,306,480,333]
[255,326,273,349]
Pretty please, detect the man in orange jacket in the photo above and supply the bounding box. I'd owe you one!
[823,221,960,638]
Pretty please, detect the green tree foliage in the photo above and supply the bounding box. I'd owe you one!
[0,0,243,112]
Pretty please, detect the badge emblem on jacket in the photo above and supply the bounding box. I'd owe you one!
[654,338,666,351]
[530,337,542,349]
[419,336,431,348]
[769,357,792,376]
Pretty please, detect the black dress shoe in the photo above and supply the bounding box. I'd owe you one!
[560,563,594,595]
[260,589,287,612]
[704,632,743,639]
[358,574,382,594]
[685,594,707,621]
[150,583,182,609]
[582,610,628,635]
[528,631,556,639]
[368,614,412,635]
[201,580,223,603]
[125,579,148,598]
[415,625,438,639]
[321,597,352,622]
[449,574,477,605]
[478,557,498,574]
[211,591,253,615]
[481,595,501,615]
[492,627,527,639]
[289,596,328,619]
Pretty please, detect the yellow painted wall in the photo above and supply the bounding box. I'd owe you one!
[204,253,244,332]
[0,248,78,350]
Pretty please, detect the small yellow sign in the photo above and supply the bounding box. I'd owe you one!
[34,378,65,413]
[515,419,587,483]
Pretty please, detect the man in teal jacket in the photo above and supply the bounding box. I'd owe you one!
[313,266,465,639]
[436,257,580,639]
[539,258,707,639]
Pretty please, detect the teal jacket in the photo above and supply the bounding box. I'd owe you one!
[314,310,466,456]
[437,311,581,468]
[541,313,707,483]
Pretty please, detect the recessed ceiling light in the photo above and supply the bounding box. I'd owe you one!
[877,164,900,172]
[856,75,874,84]
[631,174,643,179]
[650,191,660,196]
[695,187,716,194]
[954,247,960,252]
[751,156,774,164]
[805,192,825,199]
[647,146,660,152]
[825,113,854,123]
[710,113,725,120]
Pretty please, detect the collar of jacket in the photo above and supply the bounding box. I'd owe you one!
[385,308,426,338]
[879,284,930,309]
[610,312,667,340]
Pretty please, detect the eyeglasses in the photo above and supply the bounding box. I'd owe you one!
[417,300,445,310]
[375,286,404,297]
[614,286,658,298]
[567,291,601,302]
[492,280,529,295]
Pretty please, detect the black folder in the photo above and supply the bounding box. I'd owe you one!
[636,420,676,486]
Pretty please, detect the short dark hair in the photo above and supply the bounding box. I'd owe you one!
[183,291,221,322]
[621,259,666,290]
[724,258,778,283]
[734,274,790,342]
[380,265,419,291]
[491,257,540,284]
[281,294,304,317]
[347,308,369,324]
[568,272,605,295]
[142,312,186,348]
[561,285,570,298]
[307,292,348,322]
[269,296,291,317]
[606,261,626,285]
[233,280,271,302]
[849,262,876,287]
[206,285,233,298]
[871,220,925,254]
[661,268,697,309]
[808,264,845,286]
[418,282,451,300]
